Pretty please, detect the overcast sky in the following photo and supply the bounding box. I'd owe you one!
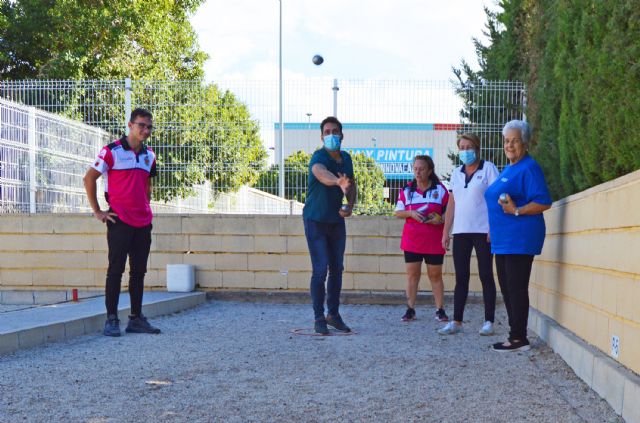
[191,0,497,81]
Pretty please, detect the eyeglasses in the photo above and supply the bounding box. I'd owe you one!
[132,121,154,131]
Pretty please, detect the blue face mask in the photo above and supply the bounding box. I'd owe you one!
[458,150,477,165]
[323,134,341,151]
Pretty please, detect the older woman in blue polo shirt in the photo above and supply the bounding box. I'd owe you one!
[485,120,552,352]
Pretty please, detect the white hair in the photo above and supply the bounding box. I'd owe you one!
[502,120,531,145]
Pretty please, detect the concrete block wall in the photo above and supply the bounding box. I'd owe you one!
[1,172,638,373]
[0,214,487,296]
[531,169,640,376]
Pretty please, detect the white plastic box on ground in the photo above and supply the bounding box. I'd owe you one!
[166,264,196,292]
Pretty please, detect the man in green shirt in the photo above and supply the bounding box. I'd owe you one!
[303,116,357,335]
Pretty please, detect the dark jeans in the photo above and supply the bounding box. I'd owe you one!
[105,218,152,317]
[303,218,346,320]
[452,233,496,323]
[495,254,534,341]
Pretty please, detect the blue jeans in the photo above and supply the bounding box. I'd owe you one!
[303,218,346,320]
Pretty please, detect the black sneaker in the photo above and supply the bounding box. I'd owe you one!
[326,314,351,333]
[314,318,330,335]
[435,308,449,322]
[492,339,530,352]
[401,307,416,322]
[103,314,121,337]
[125,315,161,334]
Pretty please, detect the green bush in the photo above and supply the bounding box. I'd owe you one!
[456,0,640,199]
[256,150,393,215]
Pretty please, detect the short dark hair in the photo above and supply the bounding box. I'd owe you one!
[130,108,153,122]
[320,116,342,134]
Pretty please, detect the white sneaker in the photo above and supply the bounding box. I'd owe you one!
[479,321,494,336]
[438,321,462,335]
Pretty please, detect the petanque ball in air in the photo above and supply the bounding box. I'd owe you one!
[312,55,324,65]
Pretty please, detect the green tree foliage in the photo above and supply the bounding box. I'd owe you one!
[256,150,393,215]
[147,84,267,202]
[462,0,528,81]
[529,0,640,197]
[451,1,528,174]
[0,0,269,203]
[255,150,312,204]
[0,0,206,79]
[351,152,394,215]
[458,0,640,199]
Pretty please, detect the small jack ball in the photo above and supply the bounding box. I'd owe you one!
[312,55,324,65]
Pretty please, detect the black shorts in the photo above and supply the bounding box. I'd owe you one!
[403,251,444,265]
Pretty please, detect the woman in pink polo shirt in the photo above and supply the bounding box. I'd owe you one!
[395,155,449,322]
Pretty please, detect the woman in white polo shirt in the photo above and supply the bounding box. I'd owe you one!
[439,133,499,335]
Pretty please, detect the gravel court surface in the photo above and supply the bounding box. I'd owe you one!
[0,300,621,423]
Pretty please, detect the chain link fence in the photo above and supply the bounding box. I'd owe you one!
[0,79,525,214]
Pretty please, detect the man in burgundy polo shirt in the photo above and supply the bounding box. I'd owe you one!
[84,108,161,337]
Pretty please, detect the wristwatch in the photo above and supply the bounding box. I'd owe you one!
[514,208,520,217]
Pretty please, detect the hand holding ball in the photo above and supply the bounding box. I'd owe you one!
[312,55,324,65]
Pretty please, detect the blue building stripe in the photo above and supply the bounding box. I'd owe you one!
[274,123,436,130]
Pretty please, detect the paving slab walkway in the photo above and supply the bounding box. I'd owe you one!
[0,291,206,355]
